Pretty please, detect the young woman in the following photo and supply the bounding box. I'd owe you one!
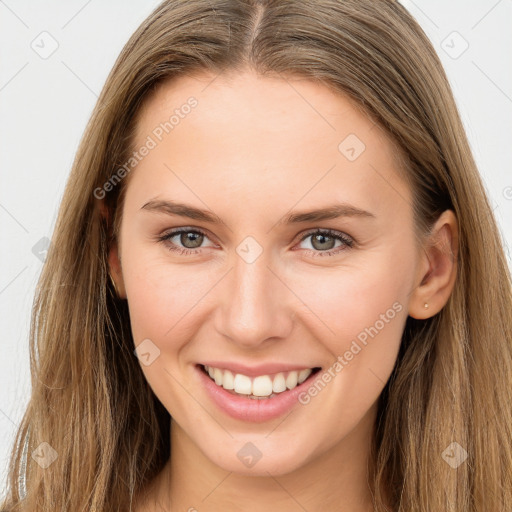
[2,1,511,511]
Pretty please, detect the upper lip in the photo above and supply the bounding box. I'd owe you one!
[198,361,321,377]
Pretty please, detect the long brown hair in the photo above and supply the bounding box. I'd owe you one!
[2,1,511,510]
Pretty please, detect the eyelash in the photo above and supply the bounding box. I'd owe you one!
[156,227,355,258]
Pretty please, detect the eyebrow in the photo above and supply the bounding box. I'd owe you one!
[140,199,376,224]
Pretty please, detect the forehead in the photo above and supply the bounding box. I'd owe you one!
[128,69,412,224]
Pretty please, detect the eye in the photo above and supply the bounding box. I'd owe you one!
[296,229,354,257]
[156,227,355,257]
[157,227,216,255]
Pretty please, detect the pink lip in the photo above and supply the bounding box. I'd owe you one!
[195,364,322,423]
[198,361,318,378]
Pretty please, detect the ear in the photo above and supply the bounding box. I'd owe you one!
[408,209,458,319]
[97,197,127,299]
[108,241,127,299]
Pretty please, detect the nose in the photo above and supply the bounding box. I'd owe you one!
[214,252,294,349]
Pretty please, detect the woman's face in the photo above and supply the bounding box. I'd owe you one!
[114,69,424,476]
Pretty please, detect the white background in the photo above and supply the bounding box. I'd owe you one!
[1,0,511,493]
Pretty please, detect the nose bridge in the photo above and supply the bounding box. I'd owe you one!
[217,248,291,347]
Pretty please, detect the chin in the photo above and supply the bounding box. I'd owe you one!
[201,437,313,477]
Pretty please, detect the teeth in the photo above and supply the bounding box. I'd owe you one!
[213,367,223,386]
[285,371,298,389]
[233,373,252,395]
[252,375,273,396]
[298,369,312,384]
[273,373,287,393]
[222,370,234,390]
[203,365,315,397]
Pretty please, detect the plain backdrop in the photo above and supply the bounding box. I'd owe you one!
[1,0,511,493]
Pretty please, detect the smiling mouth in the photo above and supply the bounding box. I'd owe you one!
[199,364,322,399]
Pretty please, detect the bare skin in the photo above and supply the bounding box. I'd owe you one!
[107,69,458,512]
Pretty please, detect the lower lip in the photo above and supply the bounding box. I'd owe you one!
[195,364,321,423]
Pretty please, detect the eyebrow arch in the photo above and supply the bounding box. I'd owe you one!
[140,199,376,225]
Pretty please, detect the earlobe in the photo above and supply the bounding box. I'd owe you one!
[408,210,458,319]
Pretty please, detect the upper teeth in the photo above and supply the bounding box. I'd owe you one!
[204,365,314,397]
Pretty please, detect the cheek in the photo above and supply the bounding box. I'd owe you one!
[121,238,223,352]
[285,244,415,384]
[121,251,208,408]
[290,260,410,441]
[290,257,410,341]
[124,259,198,342]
